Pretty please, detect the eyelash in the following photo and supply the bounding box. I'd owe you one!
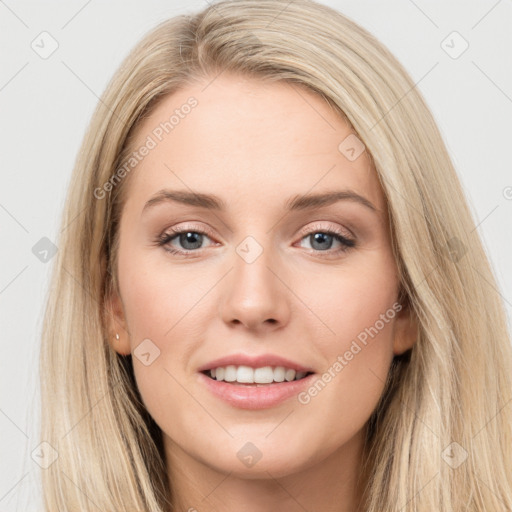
[155,222,356,259]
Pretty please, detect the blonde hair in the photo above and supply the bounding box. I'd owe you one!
[40,0,512,509]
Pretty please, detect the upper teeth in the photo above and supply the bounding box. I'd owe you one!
[209,365,308,384]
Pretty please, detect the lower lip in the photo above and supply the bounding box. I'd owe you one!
[197,372,315,410]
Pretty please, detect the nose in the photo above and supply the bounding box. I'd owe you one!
[219,240,291,333]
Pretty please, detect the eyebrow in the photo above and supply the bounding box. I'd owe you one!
[142,188,377,214]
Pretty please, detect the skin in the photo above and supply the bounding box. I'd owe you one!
[107,73,417,512]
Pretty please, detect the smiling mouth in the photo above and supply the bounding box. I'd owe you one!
[201,365,314,385]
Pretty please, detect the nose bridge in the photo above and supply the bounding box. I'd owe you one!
[219,231,290,330]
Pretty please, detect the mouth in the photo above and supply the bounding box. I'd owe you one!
[201,365,315,386]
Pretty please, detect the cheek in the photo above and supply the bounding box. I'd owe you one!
[293,302,397,459]
[296,254,399,355]
[118,244,212,341]
[292,257,398,425]
[117,246,217,432]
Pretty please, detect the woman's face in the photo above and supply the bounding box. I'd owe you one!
[109,73,416,480]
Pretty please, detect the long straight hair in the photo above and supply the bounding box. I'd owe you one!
[40,0,512,509]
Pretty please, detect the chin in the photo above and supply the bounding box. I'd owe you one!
[195,439,314,479]
[210,455,307,480]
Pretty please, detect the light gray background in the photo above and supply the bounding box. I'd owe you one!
[1,1,511,509]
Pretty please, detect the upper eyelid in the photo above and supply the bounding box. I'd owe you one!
[297,221,354,239]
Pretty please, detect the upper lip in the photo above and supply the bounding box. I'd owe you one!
[198,353,315,373]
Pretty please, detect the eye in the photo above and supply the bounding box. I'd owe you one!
[155,224,217,256]
[296,222,355,256]
[155,222,356,258]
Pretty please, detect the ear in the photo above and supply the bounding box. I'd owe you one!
[392,299,418,356]
[105,289,132,356]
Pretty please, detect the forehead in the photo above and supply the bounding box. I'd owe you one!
[124,74,385,215]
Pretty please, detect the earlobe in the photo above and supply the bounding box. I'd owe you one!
[392,302,418,356]
[105,291,132,356]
